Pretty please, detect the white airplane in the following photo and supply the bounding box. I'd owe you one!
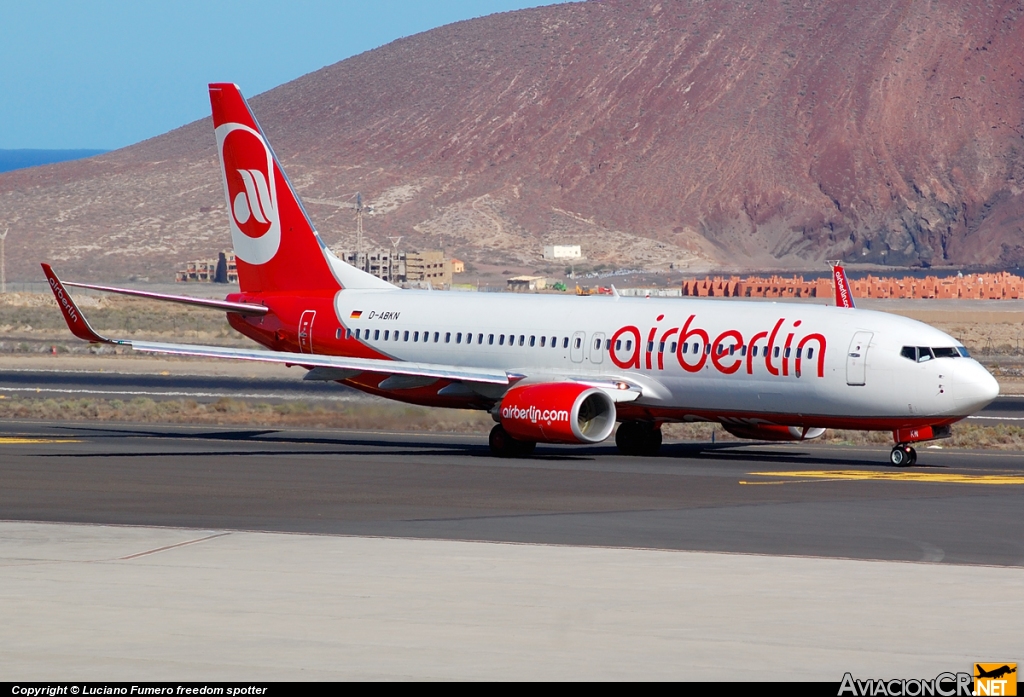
[43,83,999,466]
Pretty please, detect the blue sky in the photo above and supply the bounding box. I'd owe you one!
[0,1,569,150]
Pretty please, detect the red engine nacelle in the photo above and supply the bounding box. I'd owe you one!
[720,423,826,441]
[499,382,617,444]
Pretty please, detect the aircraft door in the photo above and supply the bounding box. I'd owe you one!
[846,331,872,386]
[298,310,316,353]
[590,332,606,364]
[570,331,586,363]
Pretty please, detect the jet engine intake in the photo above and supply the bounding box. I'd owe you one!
[721,423,826,441]
[499,382,616,444]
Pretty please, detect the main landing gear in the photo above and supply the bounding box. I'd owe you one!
[615,420,662,456]
[890,444,917,467]
[489,424,536,458]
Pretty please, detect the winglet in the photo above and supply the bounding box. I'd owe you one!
[41,263,119,343]
[829,260,855,308]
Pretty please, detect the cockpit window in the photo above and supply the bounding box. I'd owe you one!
[901,346,964,361]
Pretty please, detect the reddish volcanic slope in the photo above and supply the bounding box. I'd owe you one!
[2,0,1023,281]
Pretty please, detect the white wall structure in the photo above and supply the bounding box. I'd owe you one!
[543,245,582,260]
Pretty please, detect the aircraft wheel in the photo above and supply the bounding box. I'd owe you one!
[489,424,535,458]
[890,444,913,467]
[616,421,661,456]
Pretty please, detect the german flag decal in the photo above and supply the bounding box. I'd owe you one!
[350,310,362,319]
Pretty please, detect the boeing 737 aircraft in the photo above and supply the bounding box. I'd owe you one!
[43,84,999,465]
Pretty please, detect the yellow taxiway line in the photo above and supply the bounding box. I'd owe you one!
[0,437,82,444]
[742,470,1024,486]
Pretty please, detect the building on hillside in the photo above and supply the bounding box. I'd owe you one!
[450,258,465,274]
[404,250,452,288]
[507,275,547,292]
[543,245,582,260]
[176,251,237,283]
[335,247,406,284]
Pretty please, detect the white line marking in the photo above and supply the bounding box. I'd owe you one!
[0,386,357,401]
[967,415,1024,421]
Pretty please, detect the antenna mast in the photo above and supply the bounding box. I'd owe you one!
[0,227,7,294]
[355,192,363,256]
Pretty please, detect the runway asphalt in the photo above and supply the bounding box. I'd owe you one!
[2,419,1022,566]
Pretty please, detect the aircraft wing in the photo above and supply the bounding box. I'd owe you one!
[127,339,513,384]
[42,263,650,398]
[43,263,509,386]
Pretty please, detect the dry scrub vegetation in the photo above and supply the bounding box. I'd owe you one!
[0,395,494,433]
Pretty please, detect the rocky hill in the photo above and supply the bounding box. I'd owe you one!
[2,0,1023,282]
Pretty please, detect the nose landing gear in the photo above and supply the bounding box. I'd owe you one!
[890,444,917,467]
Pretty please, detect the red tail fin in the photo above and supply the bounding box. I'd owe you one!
[209,83,339,294]
[829,261,855,308]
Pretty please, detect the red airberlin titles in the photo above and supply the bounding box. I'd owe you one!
[41,83,999,465]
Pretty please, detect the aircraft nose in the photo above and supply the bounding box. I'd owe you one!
[954,360,1000,413]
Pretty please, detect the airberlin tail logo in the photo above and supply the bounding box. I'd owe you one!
[215,122,281,265]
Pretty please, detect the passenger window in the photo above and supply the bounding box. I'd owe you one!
[807,347,814,359]
[403,331,409,341]
[456,332,462,344]
[574,337,582,349]
[616,340,622,351]
[917,347,934,362]
[478,333,484,344]
[773,346,780,358]
[562,337,569,349]
[336,328,342,340]
[499,334,505,346]
[796,348,802,358]
[729,345,736,355]
[383,330,389,341]
[604,339,610,350]
[901,347,917,361]
[466,333,472,345]
[541,336,547,347]
[785,347,791,358]
[670,342,677,354]
[647,341,654,352]
[530,336,536,347]
[717,343,724,354]
[488,334,494,345]
[374,329,380,341]
[740,345,746,356]
[625,340,632,351]
[518,335,525,346]
[705,344,712,355]
[445,332,451,343]
[751,346,758,357]
[659,342,665,353]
